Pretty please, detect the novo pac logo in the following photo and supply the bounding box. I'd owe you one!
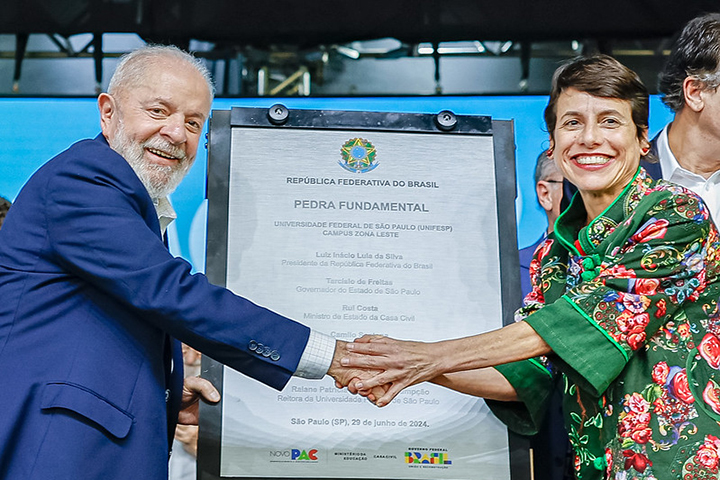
[269,448,319,462]
[405,451,452,465]
[339,138,378,173]
[292,449,318,461]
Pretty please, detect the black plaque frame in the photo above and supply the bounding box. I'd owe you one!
[197,105,527,480]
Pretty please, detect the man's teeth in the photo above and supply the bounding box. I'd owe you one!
[575,156,610,165]
[148,148,176,160]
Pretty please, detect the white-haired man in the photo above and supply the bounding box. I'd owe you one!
[0,45,374,480]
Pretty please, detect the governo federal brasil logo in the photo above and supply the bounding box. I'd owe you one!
[405,451,452,465]
[340,138,378,173]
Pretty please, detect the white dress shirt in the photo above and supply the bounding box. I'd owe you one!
[656,124,720,223]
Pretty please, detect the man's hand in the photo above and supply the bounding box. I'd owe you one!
[327,340,389,403]
[178,376,220,425]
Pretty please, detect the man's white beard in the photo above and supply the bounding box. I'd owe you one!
[109,121,192,200]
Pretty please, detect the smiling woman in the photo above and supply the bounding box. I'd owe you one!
[551,89,646,219]
[544,56,651,221]
[343,55,720,480]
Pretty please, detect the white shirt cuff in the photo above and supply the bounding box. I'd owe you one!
[293,330,336,379]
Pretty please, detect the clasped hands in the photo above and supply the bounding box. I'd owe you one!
[328,335,439,407]
[178,335,441,421]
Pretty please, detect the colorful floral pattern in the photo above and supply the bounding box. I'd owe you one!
[512,169,720,480]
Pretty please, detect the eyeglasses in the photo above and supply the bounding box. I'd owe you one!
[543,180,564,184]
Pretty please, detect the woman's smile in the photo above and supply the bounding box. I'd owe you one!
[550,87,648,218]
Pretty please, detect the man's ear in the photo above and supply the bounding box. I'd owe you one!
[536,181,555,212]
[97,93,116,137]
[683,77,705,113]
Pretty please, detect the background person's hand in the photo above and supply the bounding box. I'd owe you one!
[178,375,220,425]
[174,424,199,457]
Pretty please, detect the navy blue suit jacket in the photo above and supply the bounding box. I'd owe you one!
[0,136,311,479]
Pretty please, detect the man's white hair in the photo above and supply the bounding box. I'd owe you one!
[108,44,215,99]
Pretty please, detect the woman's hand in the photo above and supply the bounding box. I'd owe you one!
[342,335,444,407]
[328,339,391,403]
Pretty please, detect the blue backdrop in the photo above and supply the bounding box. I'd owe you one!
[0,96,674,272]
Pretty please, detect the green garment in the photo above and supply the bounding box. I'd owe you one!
[489,168,720,480]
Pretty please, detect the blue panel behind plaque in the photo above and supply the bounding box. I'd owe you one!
[0,96,674,270]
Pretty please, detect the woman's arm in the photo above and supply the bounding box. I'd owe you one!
[431,368,519,402]
[343,320,550,406]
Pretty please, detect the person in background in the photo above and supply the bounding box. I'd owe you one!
[647,13,720,221]
[342,55,720,480]
[0,196,11,229]
[520,150,564,298]
[0,45,378,480]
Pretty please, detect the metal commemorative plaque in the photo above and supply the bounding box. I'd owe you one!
[198,106,525,480]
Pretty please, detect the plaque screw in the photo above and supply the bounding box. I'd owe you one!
[435,110,457,131]
[267,104,289,125]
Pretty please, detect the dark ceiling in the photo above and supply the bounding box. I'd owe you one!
[2,0,720,47]
[3,0,720,96]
